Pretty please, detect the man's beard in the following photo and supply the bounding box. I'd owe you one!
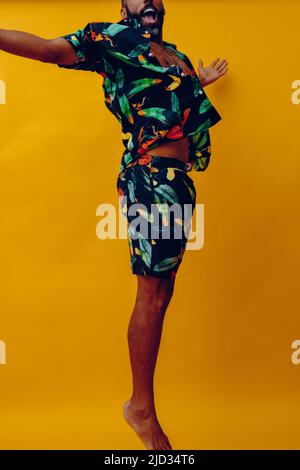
[125,5,165,38]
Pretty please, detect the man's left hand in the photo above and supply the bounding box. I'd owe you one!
[197,57,229,87]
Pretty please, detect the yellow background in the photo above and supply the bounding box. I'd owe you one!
[0,0,300,449]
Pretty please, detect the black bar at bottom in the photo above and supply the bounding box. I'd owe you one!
[0,450,299,466]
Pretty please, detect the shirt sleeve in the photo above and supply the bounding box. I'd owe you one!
[57,22,107,72]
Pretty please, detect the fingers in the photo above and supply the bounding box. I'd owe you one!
[209,58,220,67]
[219,65,229,76]
[216,59,228,69]
[213,58,229,77]
[199,56,229,78]
[217,60,229,76]
[210,58,229,71]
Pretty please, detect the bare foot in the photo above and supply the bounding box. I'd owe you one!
[122,399,173,450]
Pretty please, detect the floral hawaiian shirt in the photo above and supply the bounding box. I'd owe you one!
[57,17,222,174]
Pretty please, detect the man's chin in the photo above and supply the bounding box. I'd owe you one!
[141,19,161,35]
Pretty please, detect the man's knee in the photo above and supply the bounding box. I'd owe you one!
[136,275,175,312]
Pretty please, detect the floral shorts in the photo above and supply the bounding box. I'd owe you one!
[116,153,197,279]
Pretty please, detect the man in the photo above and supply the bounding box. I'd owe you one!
[0,0,228,450]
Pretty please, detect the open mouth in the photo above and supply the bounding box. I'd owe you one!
[141,6,158,23]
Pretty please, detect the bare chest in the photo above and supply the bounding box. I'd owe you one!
[149,41,195,77]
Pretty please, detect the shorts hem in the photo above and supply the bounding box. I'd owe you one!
[131,268,178,280]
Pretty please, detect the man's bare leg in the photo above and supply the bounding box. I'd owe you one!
[123,274,175,450]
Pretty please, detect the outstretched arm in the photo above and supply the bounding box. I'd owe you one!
[0,28,79,65]
[197,57,229,87]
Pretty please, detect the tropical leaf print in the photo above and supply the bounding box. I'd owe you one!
[196,133,209,150]
[67,32,85,59]
[58,20,222,175]
[127,180,136,202]
[128,78,162,98]
[116,68,124,88]
[154,184,179,204]
[103,58,115,74]
[199,97,212,114]
[131,96,147,111]
[128,234,134,255]
[193,77,203,97]
[192,118,211,134]
[137,108,177,125]
[140,167,152,191]
[136,236,152,268]
[136,207,154,223]
[93,34,116,48]
[108,49,172,73]
[102,23,128,37]
[107,50,143,68]
[104,76,117,97]
[171,92,181,119]
[108,48,181,74]
[124,152,133,165]
[194,159,207,171]
[138,56,170,73]
[118,94,134,124]
[122,131,134,151]
[182,178,196,201]
[151,199,171,228]
[153,254,182,272]
[128,43,150,58]
[193,129,208,147]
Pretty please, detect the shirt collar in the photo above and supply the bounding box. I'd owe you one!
[117,17,177,50]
